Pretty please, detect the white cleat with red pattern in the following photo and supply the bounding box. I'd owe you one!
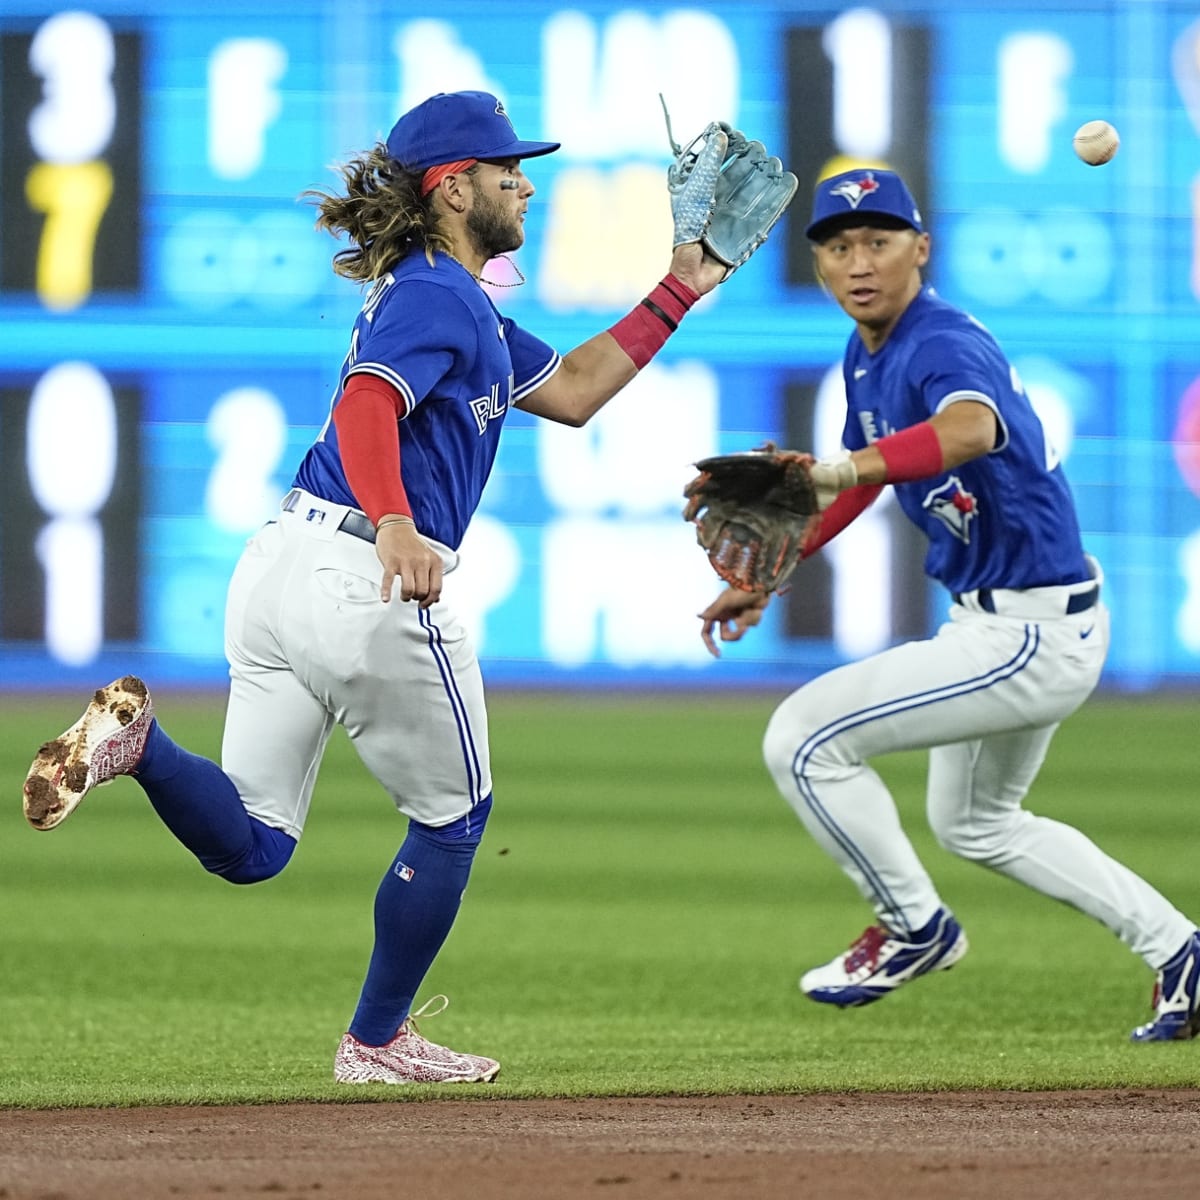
[334,996,499,1084]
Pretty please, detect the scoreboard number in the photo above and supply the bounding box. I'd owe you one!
[25,161,114,310]
[0,12,141,306]
[0,364,141,662]
[784,12,931,286]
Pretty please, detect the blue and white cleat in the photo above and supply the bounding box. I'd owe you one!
[800,908,968,1008]
[1130,931,1200,1042]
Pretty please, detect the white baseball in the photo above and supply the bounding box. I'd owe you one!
[1073,120,1119,166]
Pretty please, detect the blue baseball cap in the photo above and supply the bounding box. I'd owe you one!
[386,90,560,173]
[805,168,924,241]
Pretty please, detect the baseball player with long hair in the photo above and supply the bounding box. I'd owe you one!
[698,168,1200,1042]
[22,91,737,1083]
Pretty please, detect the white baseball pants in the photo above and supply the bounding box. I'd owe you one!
[220,492,491,838]
[763,575,1195,969]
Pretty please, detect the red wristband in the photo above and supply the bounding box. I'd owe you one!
[607,273,700,370]
[875,422,944,483]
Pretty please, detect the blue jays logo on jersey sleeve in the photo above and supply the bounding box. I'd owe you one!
[922,475,978,544]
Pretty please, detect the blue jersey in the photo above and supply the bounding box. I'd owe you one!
[293,249,560,549]
[841,286,1089,594]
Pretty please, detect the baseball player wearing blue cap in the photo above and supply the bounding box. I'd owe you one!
[22,90,734,1083]
[698,167,1200,1041]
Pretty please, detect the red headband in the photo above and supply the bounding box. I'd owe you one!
[420,158,477,197]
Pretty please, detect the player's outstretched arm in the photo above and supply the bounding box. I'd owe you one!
[516,248,726,428]
[844,400,998,488]
[798,401,999,527]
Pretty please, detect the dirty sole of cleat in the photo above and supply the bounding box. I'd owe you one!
[22,676,151,832]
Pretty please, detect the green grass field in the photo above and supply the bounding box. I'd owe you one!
[2,690,1199,1107]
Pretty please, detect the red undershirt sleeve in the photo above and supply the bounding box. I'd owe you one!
[800,483,884,558]
[332,374,413,525]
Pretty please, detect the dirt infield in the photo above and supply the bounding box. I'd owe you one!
[4,1090,1200,1199]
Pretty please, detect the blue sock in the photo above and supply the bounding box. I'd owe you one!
[135,719,296,884]
[348,795,492,1045]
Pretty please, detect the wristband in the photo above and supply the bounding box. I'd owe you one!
[875,422,943,483]
[607,274,700,370]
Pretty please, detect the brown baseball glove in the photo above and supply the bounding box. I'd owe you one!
[682,446,821,592]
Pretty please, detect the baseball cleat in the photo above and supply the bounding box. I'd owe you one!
[22,675,154,832]
[334,995,500,1084]
[800,907,968,1008]
[1130,930,1200,1042]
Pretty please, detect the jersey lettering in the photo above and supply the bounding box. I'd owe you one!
[469,379,510,435]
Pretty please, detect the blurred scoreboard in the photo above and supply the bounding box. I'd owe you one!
[2,0,1200,689]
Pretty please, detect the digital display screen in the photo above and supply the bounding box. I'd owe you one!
[1,0,1199,690]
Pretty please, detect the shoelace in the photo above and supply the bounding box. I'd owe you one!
[843,926,889,972]
[399,993,452,1040]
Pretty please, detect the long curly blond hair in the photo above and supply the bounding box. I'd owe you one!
[304,144,473,282]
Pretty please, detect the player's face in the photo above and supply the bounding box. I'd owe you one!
[465,159,533,258]
[813,225,930,347]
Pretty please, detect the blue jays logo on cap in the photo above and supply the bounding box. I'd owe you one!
[386,90,561,173]
[830,173,881,209]
[805,167,924,241]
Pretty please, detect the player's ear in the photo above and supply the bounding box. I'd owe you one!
[914,231,931,268]
[810,247,831,298]
[437,173,469,214]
